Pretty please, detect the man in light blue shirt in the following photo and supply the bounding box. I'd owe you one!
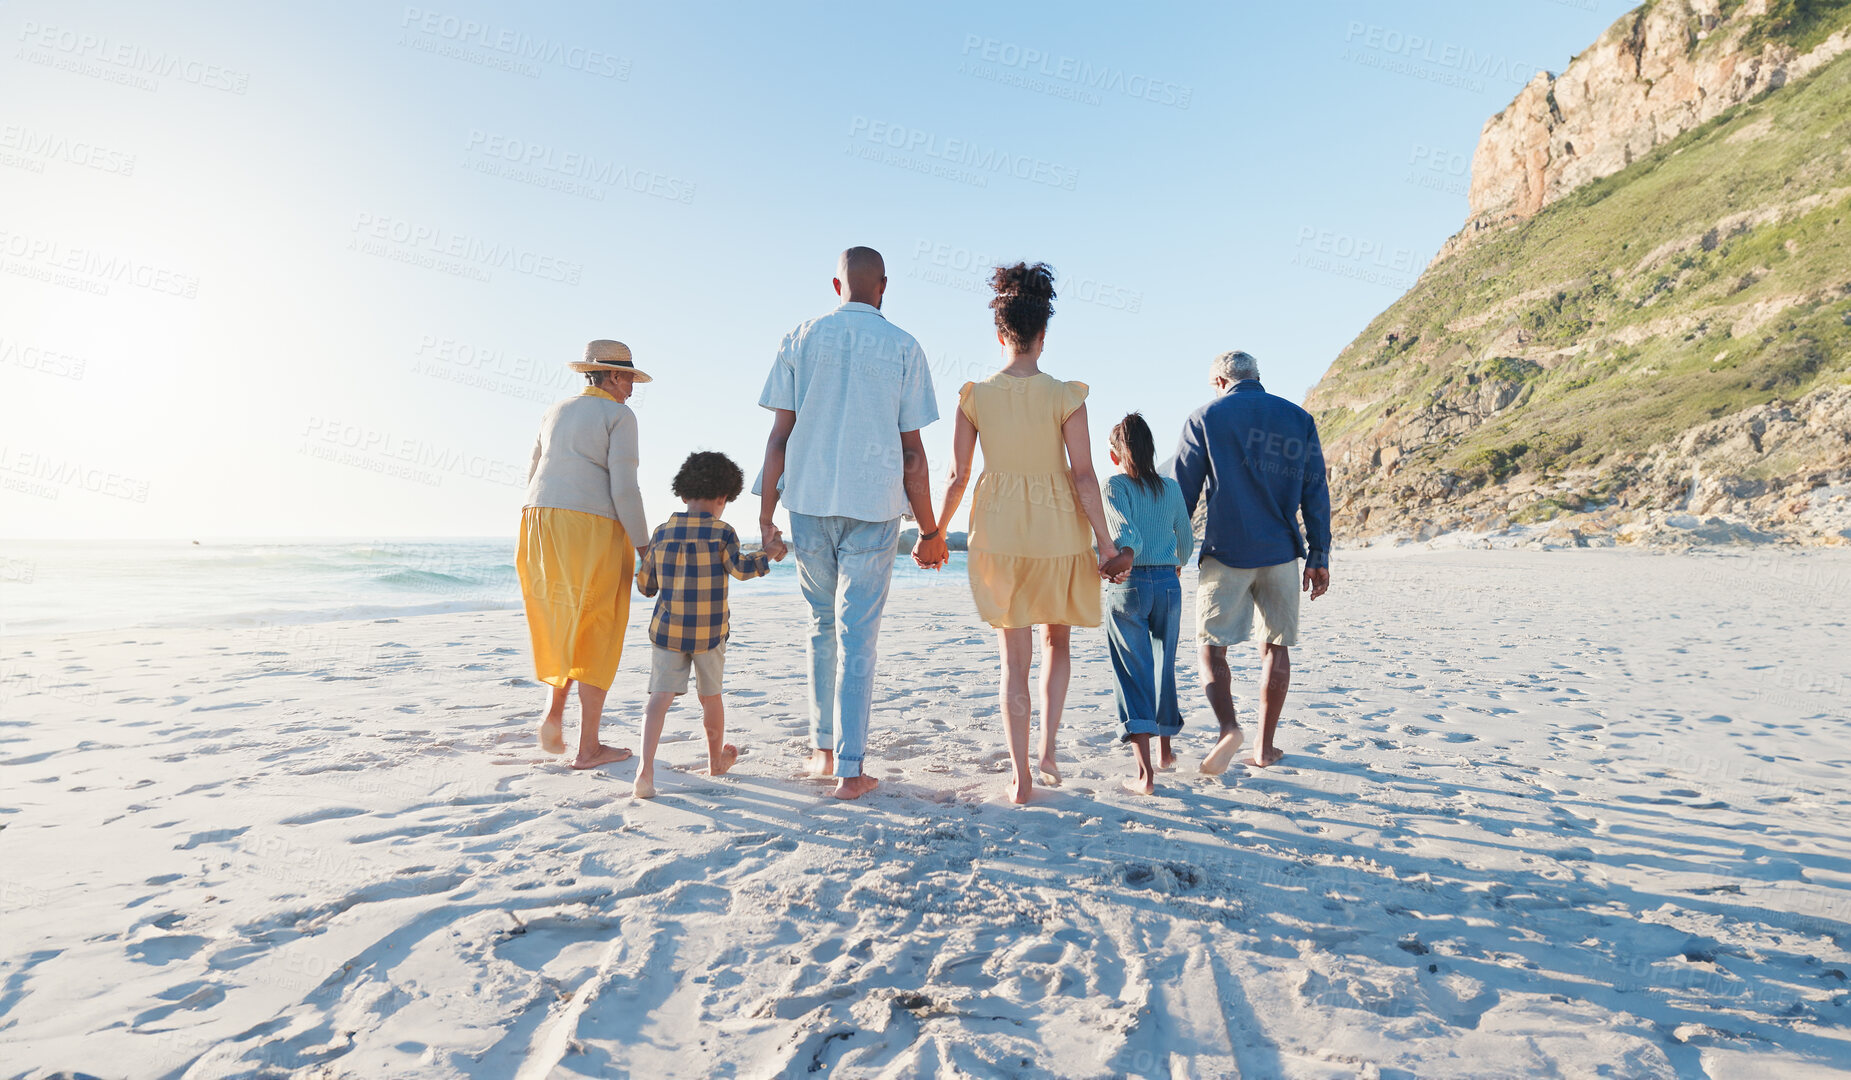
[755,246,948,800]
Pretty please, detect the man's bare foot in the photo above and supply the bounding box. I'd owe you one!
[708,743,740,777]
[633,768,656,799]
[1120,775,1155,796]
[1199,728,1246,775]
[538,717,566,755]
[1249,746,1285,768]
[569,743,632,770]
[1036,757,1062,787]
[807,748,835,779]
[833,775,879,800]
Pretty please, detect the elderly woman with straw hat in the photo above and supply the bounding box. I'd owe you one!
[519,339,654,769]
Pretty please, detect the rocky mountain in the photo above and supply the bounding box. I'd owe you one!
[1306,0,1851,547]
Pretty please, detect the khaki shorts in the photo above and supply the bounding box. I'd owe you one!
[648,643,726,696]
[1197,558,1300,647]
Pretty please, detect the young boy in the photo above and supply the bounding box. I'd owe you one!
[633,451,783,799]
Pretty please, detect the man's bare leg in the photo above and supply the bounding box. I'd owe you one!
[1198,643,1245,775]
[570,681,631,770]
[807,748,835,778]
[699,693,738,776]
[999,627,1035,804]
[1036,624,1070,786]
[539,682,569,754]
[632,690,673,795]
[1158,736,1177,771]
[1122,734,1156,795]
[1251,644,1290,767]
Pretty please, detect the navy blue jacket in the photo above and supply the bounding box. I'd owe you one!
[1173,380,1331,570]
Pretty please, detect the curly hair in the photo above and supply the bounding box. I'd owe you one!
[989,261,1056,347]
[671,451,745,502]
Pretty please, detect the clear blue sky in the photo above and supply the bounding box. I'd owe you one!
[1,0,1632,538]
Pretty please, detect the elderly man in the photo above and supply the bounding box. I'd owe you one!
[755,246,948,801]
[1173,349,1331,772]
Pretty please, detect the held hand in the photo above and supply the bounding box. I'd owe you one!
[1098,546,1133,583]
[1304,566,1330,600]
[635,543,649,562]
[913,533,950,570]
[764,537,788,562]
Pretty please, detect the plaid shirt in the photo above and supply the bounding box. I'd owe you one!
[636,510,771,652]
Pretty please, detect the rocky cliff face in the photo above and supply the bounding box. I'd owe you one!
[1456,0,1850,249]
[1305,0,1851,550]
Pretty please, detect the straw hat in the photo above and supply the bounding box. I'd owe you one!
[568,339,653,382]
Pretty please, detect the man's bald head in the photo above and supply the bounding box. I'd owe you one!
[834,246,887,308]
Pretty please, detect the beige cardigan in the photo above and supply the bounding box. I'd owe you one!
[524,388,650,545]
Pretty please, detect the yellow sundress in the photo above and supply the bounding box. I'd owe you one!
[960,372,1100,629]
[516,507,634,690]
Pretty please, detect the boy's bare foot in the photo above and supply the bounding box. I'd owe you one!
[833,775,879,800]
[807,748,835,779]
[708,743,740,777]
[1200,728,1246,775]
[1120,775,1156,796]
[569,743,631,770]
[538,717,566,755]
[1249,746,1285,768]
[633,768,656,799]
[1036,757,1062,787]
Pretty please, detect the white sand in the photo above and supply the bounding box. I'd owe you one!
[3,549,1850,1079]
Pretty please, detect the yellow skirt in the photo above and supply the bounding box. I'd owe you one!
[967,550,1101,629]
[516,507,633,690]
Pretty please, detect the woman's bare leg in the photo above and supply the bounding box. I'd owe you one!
[1037,624,1070,785]
[997,627,1035,804]
[571,681,630,770]
[539,681,570,753]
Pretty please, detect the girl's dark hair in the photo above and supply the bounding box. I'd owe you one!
[1111,413,1165,497]
[672,451,745,502]
[989,261,1056,347]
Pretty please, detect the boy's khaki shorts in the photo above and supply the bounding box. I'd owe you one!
[1197,558,1300,647]
[648,643,725,696]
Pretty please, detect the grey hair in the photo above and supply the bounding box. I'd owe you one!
[1212,350,1261,383]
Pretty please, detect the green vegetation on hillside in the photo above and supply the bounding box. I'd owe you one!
[1310,44,1851,502]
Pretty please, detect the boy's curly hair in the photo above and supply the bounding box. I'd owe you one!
[672,451,745,502]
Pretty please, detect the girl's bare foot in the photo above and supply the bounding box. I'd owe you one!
[1157,744,1178,771]
[633,767,656,799]
[1199,728,1246,775]
[569,743,631,770]
[708,743,740,777]
[1036,757,1062,787]
[1249,746,1285,768]
[1120,775,1155,796]
[538,717,566,755]
[833,775,879,800]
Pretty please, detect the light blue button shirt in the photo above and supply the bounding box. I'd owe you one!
[754,302,939,522]
[1102,473,1195,567]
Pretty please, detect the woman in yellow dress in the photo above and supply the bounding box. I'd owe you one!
[934,263,1122,804]
[518,340,653,770]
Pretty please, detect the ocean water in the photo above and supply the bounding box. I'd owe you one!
[0,538,962,636]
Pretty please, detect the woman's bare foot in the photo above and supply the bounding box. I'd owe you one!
[538,717,566,755]
[708,743,740,777]
[1036,757,1062,787]
[1249,746,1285,768]
[633,767,656,799]
[1199,728,1246,775]
[833,775,879,800]
[1008,772,1032,805]
[807,748,835,779]
[569,743,631,770]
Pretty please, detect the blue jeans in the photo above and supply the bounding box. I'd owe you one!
[1104,566,1184,741]
[790,513,901,779]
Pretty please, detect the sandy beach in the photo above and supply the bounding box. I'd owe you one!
[3,548,1849,1079]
